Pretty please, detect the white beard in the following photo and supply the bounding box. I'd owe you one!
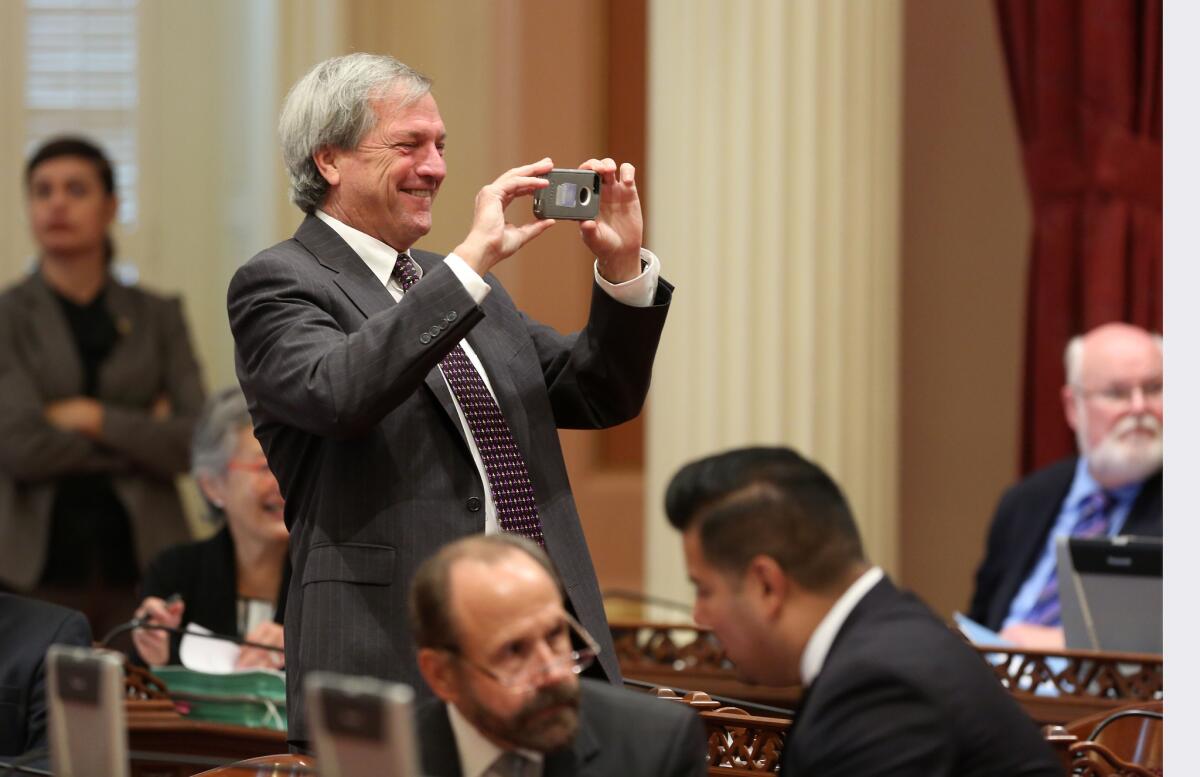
[1080,412,1163,487]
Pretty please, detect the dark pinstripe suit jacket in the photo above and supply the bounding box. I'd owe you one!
[227,215,671,743]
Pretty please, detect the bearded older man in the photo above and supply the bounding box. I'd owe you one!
[968,322,1163,648]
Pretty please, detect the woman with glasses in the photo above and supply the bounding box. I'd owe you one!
[0,137,206,637]
[131,386,288,669]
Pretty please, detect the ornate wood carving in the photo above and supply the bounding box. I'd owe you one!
[650,687,790,775]
[974,645,1162,724]
[613,620,1164,725]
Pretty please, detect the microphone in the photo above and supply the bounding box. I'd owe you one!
[100,594,284,655]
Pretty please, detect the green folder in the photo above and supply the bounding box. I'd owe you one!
[151,666,287,731]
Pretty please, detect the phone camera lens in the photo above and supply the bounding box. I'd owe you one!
[579,187,590,206]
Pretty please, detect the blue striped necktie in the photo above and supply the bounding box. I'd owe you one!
[1025,490,1115,626]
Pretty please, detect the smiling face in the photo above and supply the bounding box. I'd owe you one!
[315,88,446,252]
[201,427,287,546]
[27,155,116,260]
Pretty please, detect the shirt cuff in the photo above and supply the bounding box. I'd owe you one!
[444,253,492,304]
[594,248,660,308]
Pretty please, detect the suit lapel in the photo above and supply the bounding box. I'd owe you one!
[994,463,1075,626]
[96,281,139,396]
[543,700,599,777]
[1125,468,1163,534]
[294,215,395,320]
[21,273,84,395]
[416,701,465,777]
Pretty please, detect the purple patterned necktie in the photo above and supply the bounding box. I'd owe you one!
[393,254,545,546]
[1025,490,1115,626]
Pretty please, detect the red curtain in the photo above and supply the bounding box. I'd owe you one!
[995,0,1162,473]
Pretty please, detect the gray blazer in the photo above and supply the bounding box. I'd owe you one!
[227,215,671,743]
[0,272,205,590]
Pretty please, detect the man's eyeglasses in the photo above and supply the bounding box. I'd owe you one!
[1073,380,1163,405]
[444,613,600,694]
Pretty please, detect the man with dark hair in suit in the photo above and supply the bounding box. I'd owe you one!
[665,446,1061,777]
[969,322,1163,648]
[227,53,670,747]
[0,593,92,765]
[410,534,706,777]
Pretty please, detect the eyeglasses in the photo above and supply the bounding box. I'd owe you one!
[1073,380,1163,405]
[444,613,600,694]
[226,458,273,477]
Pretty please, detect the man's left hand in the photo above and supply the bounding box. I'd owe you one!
[578,158,643,284]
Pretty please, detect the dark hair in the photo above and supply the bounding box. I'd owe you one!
[25,136,118,262]
[409,534,563,651]
[26,136,116,195]
[665,446,865,591]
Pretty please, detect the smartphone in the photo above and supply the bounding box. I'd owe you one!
[46,645,129,777]
[305,672,420,777]
[532,168,601,220]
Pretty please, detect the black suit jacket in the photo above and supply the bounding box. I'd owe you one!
[138,526,287,665]
[0,593,92,759]
[968,458,1163,630]
[784,577,1061,777]
[227,216,671,743]
[417,679,707,777]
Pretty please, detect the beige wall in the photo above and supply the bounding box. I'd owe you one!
[899,0,1030,617]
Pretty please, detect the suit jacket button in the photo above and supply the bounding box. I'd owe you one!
[419,333,432,345]
[466,497,482,512]
[446,310,458,322]
[430,324,441,335]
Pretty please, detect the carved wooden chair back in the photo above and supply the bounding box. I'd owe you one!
[1044,701,1163,776]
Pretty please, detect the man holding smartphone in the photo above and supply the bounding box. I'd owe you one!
[227,53,671,748]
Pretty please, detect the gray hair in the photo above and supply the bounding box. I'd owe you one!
[278,53,433,213]
[191,386,254,518]
[1064,330,1163,386]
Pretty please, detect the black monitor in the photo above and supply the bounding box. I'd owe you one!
[1055,535,1162,653]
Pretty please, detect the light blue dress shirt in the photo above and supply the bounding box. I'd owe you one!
[1002,458,1143,629]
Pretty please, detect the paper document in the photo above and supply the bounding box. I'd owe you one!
[179,623,240,674]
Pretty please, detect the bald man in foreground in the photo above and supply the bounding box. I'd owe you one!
[411,534,707,777]
[969,322,1163,648]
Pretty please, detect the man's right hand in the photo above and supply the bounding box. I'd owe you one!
[131,595,186,667]
[454,158,557,276]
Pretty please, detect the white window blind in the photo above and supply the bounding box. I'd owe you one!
[25,0,139,225]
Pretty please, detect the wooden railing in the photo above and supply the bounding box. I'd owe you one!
[610,620,802,709]
[611,619,1163,726]
[650,687,790,775]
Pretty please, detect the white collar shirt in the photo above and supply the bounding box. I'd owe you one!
[446,703,545,777]
[799,566,885,686]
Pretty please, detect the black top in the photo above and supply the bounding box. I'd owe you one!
[784,576,1062,777]
[39,287,136,587]
[139,526,287,665]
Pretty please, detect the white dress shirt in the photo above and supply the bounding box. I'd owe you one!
[314,209,661,534]
[447,703,544,777]
[798,565,885,686]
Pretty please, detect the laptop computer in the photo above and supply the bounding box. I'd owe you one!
[1055,535,1162,653]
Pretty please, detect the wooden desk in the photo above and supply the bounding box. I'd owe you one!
[126,699,285,777]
